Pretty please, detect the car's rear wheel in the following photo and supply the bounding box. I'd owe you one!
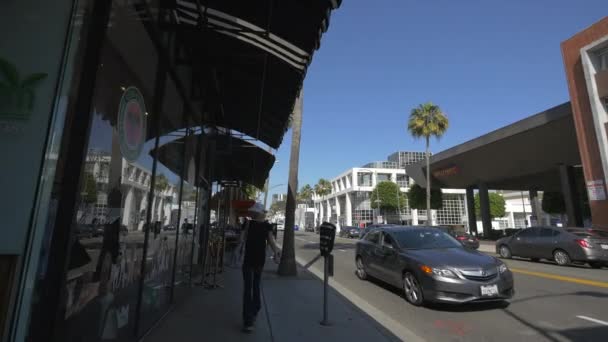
[589,262,603,269]
[356,257,368,280]
[403,272,424,306]
[499,245,512,259]
[554,249,571,266]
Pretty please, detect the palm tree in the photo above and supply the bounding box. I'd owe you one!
[314,178,332,197]
[278,91,303,276]
[298,184,314,205]
[407,102,449,220]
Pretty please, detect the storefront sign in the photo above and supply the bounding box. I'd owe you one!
[587,180,607,201]
[433,165,460,178]
[118,87,146,162]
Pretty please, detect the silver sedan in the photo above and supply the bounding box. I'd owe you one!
[355,226,514,305]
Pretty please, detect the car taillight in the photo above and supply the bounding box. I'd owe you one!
[576,239,593,248]
[456,236,467,240]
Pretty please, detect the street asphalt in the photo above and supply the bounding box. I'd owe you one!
[283,231,608,342]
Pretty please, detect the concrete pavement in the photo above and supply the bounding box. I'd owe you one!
[290,231,608,341]
[143,249,400,342]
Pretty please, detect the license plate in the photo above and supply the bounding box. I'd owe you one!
[601,244,608,250]
[480,285,499,297]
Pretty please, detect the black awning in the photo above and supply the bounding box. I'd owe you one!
[151,133,275,189]
[161,0,341,148]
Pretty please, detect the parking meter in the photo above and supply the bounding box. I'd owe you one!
[319,222,336,256]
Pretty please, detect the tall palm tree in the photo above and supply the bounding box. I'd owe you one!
[278,91,303,276]
[314,178,332,197]
[407,102,449,220]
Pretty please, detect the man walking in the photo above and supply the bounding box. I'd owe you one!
[239,203,281,332]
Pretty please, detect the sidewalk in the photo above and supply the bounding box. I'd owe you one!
[478,241,496,253]
[143,255,400,342]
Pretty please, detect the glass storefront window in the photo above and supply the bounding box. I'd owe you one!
[1,0,77,338]
[137,74,184,335]
[60,1,161,340]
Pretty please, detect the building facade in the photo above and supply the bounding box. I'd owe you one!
[79,150,179,231]
[271,193,286,205]
[562,17,608,229]
[313,152,468,231]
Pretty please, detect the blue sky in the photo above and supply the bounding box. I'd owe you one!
[265,0,606,203]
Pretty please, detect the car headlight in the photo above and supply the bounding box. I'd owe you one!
[421,265,457,278]
[498,263,508,274]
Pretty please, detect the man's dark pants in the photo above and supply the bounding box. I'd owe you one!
[242,266,262,325]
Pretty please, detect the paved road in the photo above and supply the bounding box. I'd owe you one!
[283,231,608,342]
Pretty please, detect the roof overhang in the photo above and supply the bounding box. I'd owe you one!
[151,133,275,189]
[148,0,341,149]
[406,102,581,191]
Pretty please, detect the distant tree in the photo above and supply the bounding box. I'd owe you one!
[155,174,169,192]
[298,184,314,204]
[314,178,332,197]
[407,183,443,210]
[370,181,408,211]
[474,193,506,219]
[541,191,566,215]
[407,102,449,215]
[82,172,98,204]
[269,199,286,217]
[243,184,262,200]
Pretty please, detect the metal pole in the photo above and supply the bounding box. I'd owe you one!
[321,255,330,326]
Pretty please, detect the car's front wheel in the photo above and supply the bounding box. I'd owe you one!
[355,257,368,280]
[403,272,424,306]
[499,245,512,259]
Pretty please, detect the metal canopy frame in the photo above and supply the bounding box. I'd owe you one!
[150,0,341,149]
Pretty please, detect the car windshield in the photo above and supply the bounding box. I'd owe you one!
[393,229,463,249]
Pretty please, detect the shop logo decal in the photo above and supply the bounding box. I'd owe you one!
[118,87,146,162]
[0,56,48,120]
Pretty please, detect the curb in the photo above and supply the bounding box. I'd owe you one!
[294,254,425,342]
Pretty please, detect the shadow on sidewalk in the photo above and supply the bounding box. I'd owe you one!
[143,258,401,342]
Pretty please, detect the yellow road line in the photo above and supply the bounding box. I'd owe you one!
[510,268,608,289]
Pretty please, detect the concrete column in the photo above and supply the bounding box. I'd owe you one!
[314,203,318,226]
[478,183,492,236]
[431,209,437,226]
[335,196,341,230]
[411,209,418,226]
[529,190,543,227]
[372,172,377,187]
[319,202,324,225]
[326,200,331,222]
[559,164,583,227]
[352,171,358,187]
[345,193,353,226]
[508,211,515,228]
[466,187,478,234]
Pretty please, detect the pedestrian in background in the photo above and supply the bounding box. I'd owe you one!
[239,203,280,333]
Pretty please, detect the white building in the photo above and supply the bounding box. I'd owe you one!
[313,152,468,232]
[481,191,562,230]
[78,150,178,231]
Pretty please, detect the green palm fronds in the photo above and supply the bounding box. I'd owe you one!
[407,102,449,139]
